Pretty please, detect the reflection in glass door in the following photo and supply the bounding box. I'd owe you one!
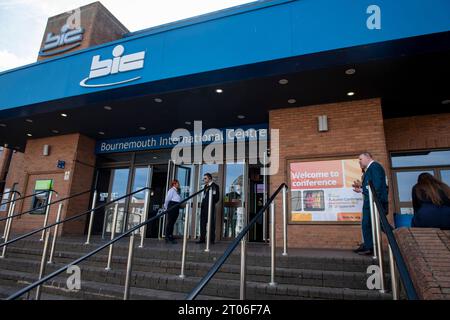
[104,168,130,235]
[441,170,450,185]
[394,170,434,214]
[128,166,152,233]
[172,165,192,237]
[222,162,246,239]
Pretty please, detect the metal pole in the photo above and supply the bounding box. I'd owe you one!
[282,185,288,256]
[179,202,190,278]
[263,151,267,242]
[85,190,98,245]
[47,203,63,264]
[205,187,213,253]
[123,233,136,300]
[139,189,150,248]
[269,201,276,286]
[2,192,14,239]
[388,245,398,300]
[240,238,247,300]
[368,187,378,260]
[105,202,119,270]
[35,229,51,300]
[1,192,17,258]
[373,202,385,293]
[40,191,53,241]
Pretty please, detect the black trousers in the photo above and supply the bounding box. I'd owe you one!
[200,203,216,242]
[165,201,180,239]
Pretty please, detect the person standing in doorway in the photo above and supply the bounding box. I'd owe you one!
[164,179,181,244]
[352,152,388,255]
[197,173,220,244]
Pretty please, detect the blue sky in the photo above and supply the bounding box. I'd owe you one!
[0,0,254,72]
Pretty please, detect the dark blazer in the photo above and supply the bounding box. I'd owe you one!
[201,182,220,208]
[411,186,450,229]
[362,161,389,213]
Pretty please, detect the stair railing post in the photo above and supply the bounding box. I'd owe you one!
[269,201,276,286]
[205,188,213,253]
[47,202,63,264]
[282,185,288,256]
[105,202,119,270]
[239,237,247,300]
[179,201,190,278]
[85,190,98,245]
[139,188,150,248]
[1,192,17,258]
[123,233,136,300]
[368,187,378,260]
[35,229,51,300]
[40,190,53,241]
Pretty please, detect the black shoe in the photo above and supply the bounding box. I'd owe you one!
[357,249,374,256]
[353,244,366,253]
[196,240,205,244]
[165,237,177,244]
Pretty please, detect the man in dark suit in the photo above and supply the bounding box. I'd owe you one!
[352,152,388,255]
[197,173,220,244]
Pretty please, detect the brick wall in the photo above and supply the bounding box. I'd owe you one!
[2,134,95,235]
[384,113,450,151]
[269,98,392,249]
[395,228,450,299]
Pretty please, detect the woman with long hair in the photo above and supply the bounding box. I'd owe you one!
[411,173,450,229]
[163,179,181,244]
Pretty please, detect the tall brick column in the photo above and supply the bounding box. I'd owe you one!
[3,134,96,236]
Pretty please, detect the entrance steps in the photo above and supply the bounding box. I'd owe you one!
[0,236,392,300]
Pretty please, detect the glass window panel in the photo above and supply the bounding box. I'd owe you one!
[106,168,130,233]
[392,150,450,168]
[128,167,150,232]
[441,170,450,186]
[223,162,245,238]
[396,170,433,202]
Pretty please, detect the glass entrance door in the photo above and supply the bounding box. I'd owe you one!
[128,166,152,234]
[103,168,130,235]
[222,161,247,239]
[163,161,196,238]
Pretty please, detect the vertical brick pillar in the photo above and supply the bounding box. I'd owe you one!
[4,134,95,236]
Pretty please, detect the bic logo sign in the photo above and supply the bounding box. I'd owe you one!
[80,45,146,88]
[39,9,84,57]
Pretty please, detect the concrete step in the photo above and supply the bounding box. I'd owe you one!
[0,260,392,300]
[0,268,229,300]
[2,247,376,290]
[5,237,377,272]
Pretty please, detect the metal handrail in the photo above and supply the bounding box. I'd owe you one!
[186,183,288,300]
[0,187,148,249]
[368,181,418,300]
[6,185,210,300]
[0,189,88,231]
[0,190,53,211]
[0,190,22,199]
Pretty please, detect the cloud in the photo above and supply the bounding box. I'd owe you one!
[0,49,35,72]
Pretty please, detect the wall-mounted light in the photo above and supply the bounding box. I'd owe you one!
[318,115,328,132]
[43,144,50,156]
